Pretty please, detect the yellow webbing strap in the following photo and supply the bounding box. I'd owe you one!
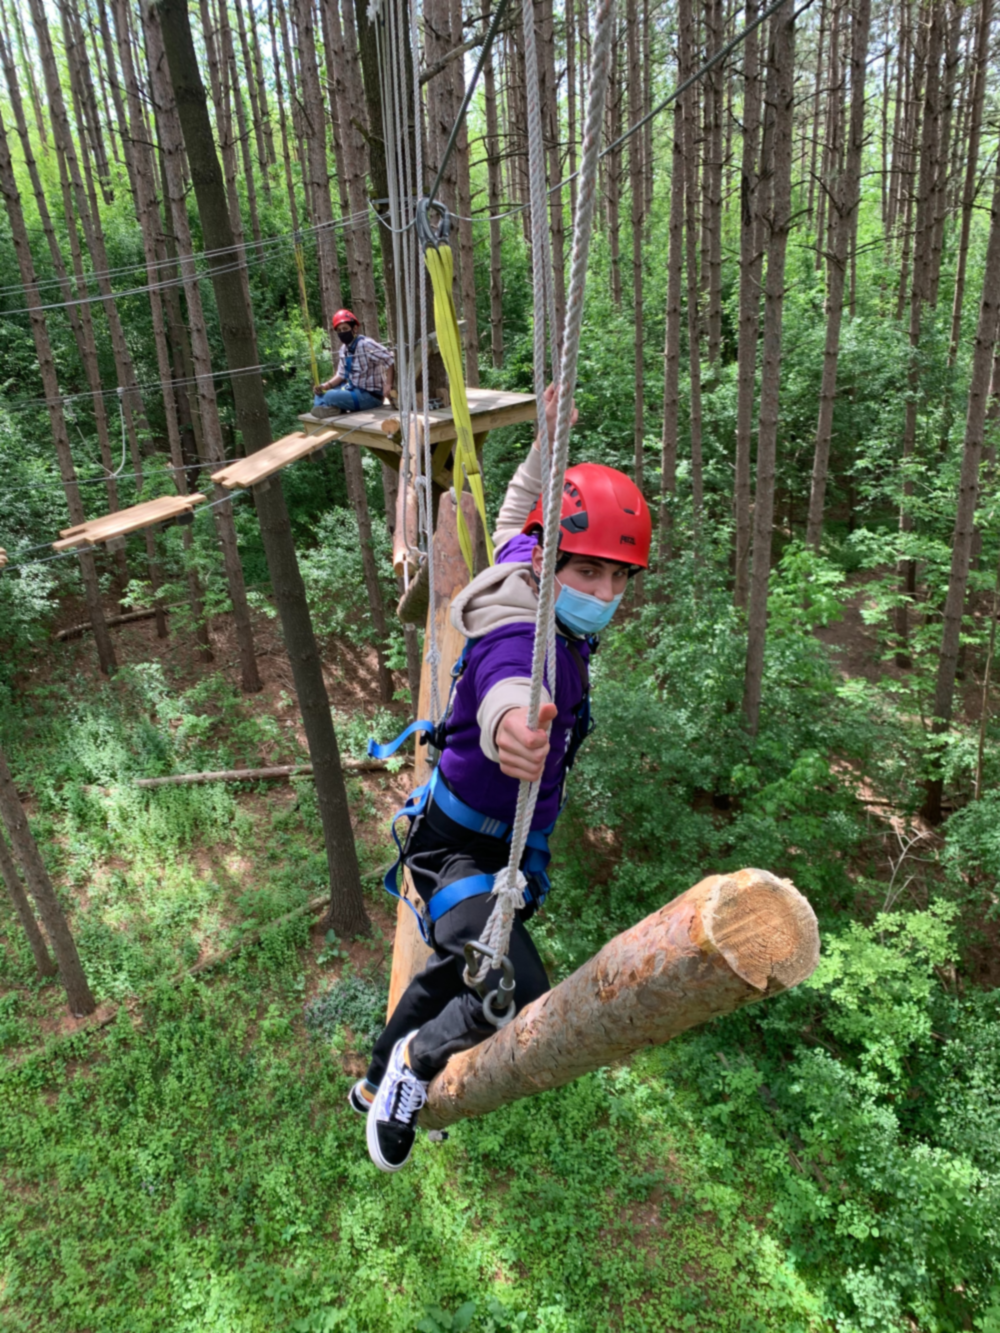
[423,242,494,573]
[294,242,320,389]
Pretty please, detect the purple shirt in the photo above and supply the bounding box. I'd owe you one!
[437,535,591,830]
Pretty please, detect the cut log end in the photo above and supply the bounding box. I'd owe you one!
[703,869,819,994]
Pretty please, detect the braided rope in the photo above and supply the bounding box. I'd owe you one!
[466,0,618,985]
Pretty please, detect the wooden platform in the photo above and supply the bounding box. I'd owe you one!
[295,387,536,488]
[53,493,207,551]
[210,426,339,491]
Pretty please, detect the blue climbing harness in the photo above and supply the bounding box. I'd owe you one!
[367,633,594,943]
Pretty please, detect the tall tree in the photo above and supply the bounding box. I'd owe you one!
[0,746,95,1016]
[742,0,796,735]
[805,0,872,548]
[948,0,992,361]
[156,0,370,936]
[660,17,686,558]
[0,829,57,981]
[0,105,116,677]
[923,158,1000,823]
[733,0,762,609]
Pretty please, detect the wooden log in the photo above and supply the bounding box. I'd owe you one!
[420,868,820,1129]
[134,759,409,787]
[385,488,477,1017]
[56,607,163,640]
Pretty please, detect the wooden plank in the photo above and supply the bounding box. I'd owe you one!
[297,389,536,447]
[211,428,338,490]
[53,494,205,550]
[386,488,478,1019]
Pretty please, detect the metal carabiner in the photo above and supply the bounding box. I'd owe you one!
[463,939,516,1029]
[416,197,451,252]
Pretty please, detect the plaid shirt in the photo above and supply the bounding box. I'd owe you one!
[336,335,394,393]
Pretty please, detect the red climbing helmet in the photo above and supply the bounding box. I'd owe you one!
[331,308,359,329]
[522,463,652,569]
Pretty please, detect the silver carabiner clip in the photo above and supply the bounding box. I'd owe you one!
[463,939,516,1028]
[416,197,451,251]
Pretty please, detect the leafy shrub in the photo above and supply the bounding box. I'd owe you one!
[304,972,388,1049]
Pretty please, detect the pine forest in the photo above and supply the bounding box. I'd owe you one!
[1,0,1000,1327]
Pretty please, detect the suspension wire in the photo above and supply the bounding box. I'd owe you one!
[3,361,289,415]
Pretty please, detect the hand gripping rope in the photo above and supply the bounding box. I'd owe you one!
[463,0,619,996]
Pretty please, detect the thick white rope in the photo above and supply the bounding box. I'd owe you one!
[466,0,618,986]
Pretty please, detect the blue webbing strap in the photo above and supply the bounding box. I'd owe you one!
[367,718,435,760]
[382,780,433,942]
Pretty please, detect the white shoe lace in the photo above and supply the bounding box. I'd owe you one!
[390,1069,427,1126]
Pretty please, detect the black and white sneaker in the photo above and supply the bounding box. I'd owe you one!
[348,1080,376,1115]
[366,1031,428,1172]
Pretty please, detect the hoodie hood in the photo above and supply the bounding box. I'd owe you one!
[449,561,538,638]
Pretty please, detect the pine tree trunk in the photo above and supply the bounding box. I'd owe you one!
[268,0,303,232]
[927,0,961,310]
[733,0,762,610]
[539,0,565,343]
[948,0,992,362]
[483,0,504,368]
[219,0,263,246]
[660,37,686,560]
[896,5,943,665]
[742,0,795,737]
[157,0,370,937]
[704,0,724,364]
[680,0,704,521]
[923,156,1000,823]
[453,0,482,384]
[0,22,131,596]
[606,29,623,308]
[0,829,57,980]
[0,746,95,1015]
[343,445,394,702]
[627,0,644,495]
[112,0,212,659]
[233,0,270,187]
[806,0,872,549]
[144,3,263,692]
[0,108,116,677]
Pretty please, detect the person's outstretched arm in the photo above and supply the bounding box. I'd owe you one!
[492,384,577,551]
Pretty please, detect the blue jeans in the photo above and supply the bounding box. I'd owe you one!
[312,387,384,412]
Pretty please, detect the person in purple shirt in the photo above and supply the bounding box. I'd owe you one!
[358,386,653,1171]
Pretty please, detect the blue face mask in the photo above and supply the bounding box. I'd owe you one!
[554,581,622,636]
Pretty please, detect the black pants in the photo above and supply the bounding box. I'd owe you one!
[366,792,551,1086]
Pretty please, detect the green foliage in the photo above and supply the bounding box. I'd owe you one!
[304,971,388,1049]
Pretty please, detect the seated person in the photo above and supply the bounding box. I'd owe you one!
[311,309,394,418]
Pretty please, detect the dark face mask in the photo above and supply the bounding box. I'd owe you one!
[336,327,356,345]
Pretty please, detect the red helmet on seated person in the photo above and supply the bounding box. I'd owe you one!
[331,308,359,329]
[522,463,652,570]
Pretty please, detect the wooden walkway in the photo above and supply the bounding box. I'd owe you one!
[53,493,207,551]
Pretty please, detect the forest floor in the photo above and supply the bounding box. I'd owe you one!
[0,584,992,1332]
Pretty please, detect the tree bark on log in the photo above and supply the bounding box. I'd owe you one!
[421,868,819,1129]
[157,0,370,937]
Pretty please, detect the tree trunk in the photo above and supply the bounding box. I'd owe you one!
[660,46,686,560]
[704,0,724,364]
[232,0,270,187]
[143,3,263,692]
[294,0,343,323]
[0,746,95,1015]
[922,157,1000,823]
[343,444,394,702]
[0,18,131,597]
[539,0,565,343]
[926,0,962,310]
[219,0,263,246]
[627,0,644,495]
[157,0,369,937]
[680,0,704,523]
[268,0,303,231]
[733,0,762,610]
[483,0,504,368]
[0,107,116,677]
[0,829,57,980]
[948,0,992,362]
[421,868,819,1128]
[742,0,795,736]
[805,0,872,549]
[606,27,623,308]
[896,4,944,666]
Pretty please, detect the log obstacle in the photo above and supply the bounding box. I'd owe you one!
[420,868,819,1130]
[134,759,409,787]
